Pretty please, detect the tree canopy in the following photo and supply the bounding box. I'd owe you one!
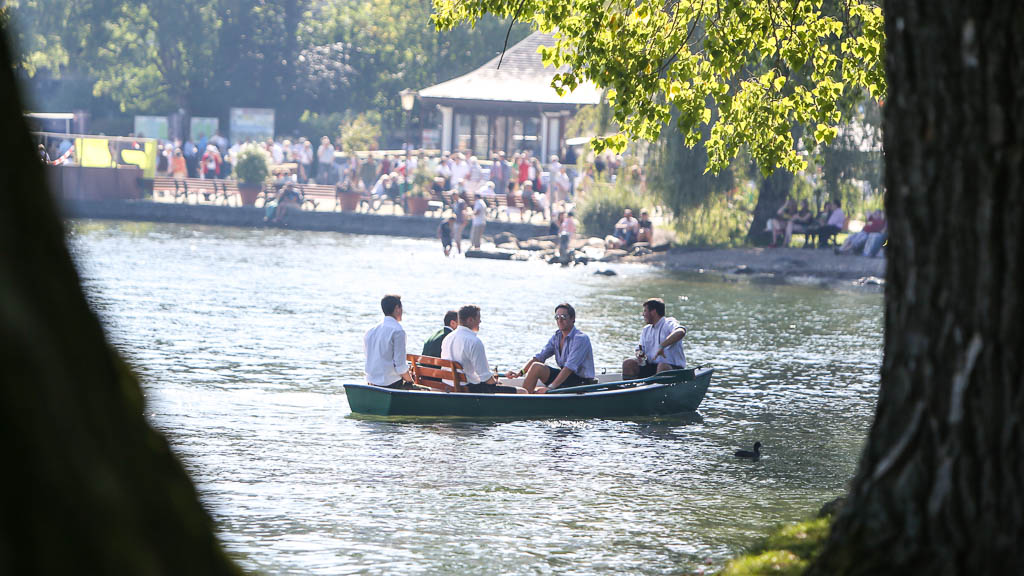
[3,0,530,136]
[434,0,884,175]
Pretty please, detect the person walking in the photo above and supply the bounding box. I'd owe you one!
[452,192,468,254]
[470,193,487,250]
[559,211,577,265]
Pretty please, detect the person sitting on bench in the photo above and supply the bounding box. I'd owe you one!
[622,298,687,379]
[441,305,526,394]
[508,303,596,394]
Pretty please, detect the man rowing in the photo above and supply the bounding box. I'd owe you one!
[622,297,687,379]
[508,303,597,394]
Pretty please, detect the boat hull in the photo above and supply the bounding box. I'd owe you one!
[344,367,712,418]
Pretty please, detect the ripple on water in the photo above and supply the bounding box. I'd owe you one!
[70,221,882,575]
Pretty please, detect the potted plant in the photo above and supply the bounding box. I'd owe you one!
[404,165,433,216]
[336,176,363,212]
[232,143,270,206]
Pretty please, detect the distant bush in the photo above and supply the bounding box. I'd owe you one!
[298,110,346,143]
[577,181,641,237]
[232,143,270,184]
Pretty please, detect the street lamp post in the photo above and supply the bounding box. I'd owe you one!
[399,89,416,152]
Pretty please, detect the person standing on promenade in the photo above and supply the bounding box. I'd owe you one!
[508,303,596,394]
[317,136,335,184]
[622,298,687,379]
[452,192,468,254]
[422,310,458,358]
[364,295,421,390]
[470,193,487,249]
[559,211,577,265]
[441,306,525,394]
[438,214,455,257]
[490,151,509,195]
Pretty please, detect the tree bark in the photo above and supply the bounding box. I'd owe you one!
[747,169,793,245]
[0,34,239,575]
[810,1,1024,574]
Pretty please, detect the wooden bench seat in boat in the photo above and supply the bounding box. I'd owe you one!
[407,354,465,392]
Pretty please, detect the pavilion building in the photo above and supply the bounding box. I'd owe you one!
[417,31,601,160]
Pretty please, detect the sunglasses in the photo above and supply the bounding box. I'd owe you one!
[554,313,571,320]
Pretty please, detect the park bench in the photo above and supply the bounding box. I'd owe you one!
[184,178,223,205]
[796,216,850,248]
[152,177,187,202]
[217,180,240,206]
[406,354,465,392]
[427,189,445,215]
[298,183,340,211]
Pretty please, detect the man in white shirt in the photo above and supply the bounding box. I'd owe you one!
[268,139,284,164]
[622,298,687,379]
[364,294,420,389]
[441,306,525,394]
[317,136,335,184]
[450,152,469,189]
[817,198,846,247]
[608,209,640,249]
[470,195,487,249]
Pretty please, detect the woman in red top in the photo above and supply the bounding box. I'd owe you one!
[516,153,530,185]
[200,145,221,179]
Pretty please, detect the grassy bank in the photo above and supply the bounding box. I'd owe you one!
[714,515,831,575]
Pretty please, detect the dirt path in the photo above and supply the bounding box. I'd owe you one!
[642,245,887,285]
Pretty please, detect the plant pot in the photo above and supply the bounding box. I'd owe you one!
[406,196,429,216]
[238,182,262,207]
[339,189,362,212]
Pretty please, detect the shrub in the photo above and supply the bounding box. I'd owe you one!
[577,181,641,237]
[232,143,270,184]
[405,164,433,198]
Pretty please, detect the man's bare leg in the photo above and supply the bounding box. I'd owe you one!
[622,357,640,379]
[523,363,550,394]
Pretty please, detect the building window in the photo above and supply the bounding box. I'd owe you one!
[455,113,472,153]
[491,116,507,156]
[473,115,489,158]
[513,117,540,157]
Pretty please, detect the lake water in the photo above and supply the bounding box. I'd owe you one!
[69,220,883,575]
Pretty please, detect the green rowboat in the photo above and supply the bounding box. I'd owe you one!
[343,367,712,418]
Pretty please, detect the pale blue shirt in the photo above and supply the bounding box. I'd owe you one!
[639,317,686,368]
[534,327,596,379]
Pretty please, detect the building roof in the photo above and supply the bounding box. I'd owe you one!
[418,32,602,107]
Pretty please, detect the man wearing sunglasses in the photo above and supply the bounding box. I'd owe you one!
[508,303,596,394]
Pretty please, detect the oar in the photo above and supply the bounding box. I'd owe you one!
[545,369,693,395]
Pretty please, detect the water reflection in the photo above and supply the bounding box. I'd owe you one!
[69,221,882,575]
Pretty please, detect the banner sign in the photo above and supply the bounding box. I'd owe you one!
[134,115,168,140]
[190,116,219,141]
[230,108,275,143]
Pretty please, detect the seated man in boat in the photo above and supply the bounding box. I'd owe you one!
[441,305,526,394]
[508,303,597,394]
[622,298,687,379]
[422,310,458,358]
[363,294,422,390]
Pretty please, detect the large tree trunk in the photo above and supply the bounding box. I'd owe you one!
[810,1,1024,574]
[747,169,792,245]
[0,34,239,575]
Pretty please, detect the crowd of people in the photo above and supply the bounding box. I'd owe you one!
[768,195,886,257]
[363,295,687,395]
